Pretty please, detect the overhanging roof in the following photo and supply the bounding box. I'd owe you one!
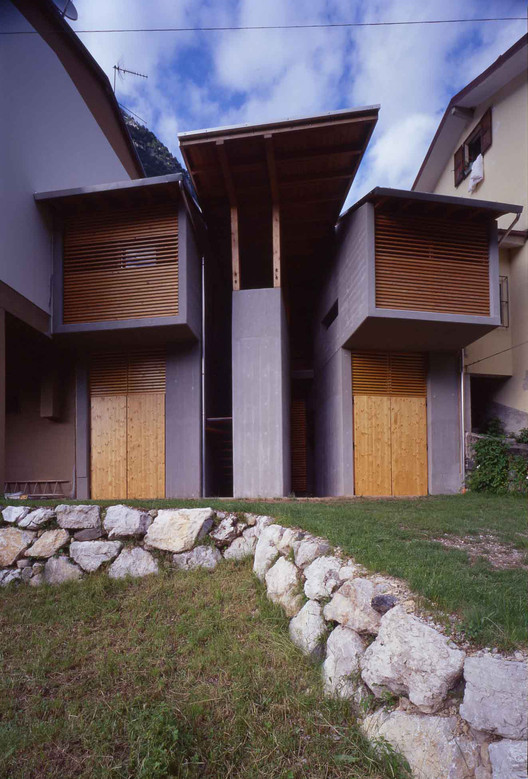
[413,34,527,192]
[178,106,379,271]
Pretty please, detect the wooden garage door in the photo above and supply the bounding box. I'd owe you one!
[90,350,165,499]
[352,352,427,496]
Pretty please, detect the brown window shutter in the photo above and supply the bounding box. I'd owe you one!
[454,144,465,187]
[480,108,492,155]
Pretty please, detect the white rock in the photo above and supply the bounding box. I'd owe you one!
[265,556,303,617]
[244,514,273,535]
[322,625,366,699]
[70,540,122,572]
[144,508,214,553]
[294,536,332,568]
[24,529,69,558]
[276,527,306,556]
[304,555,349,600]
[362,710,486,779]
[44,556,83,584]
[210,515,245,547]
[103,505,151,538]
[360,606,465,713]
[489,739,528,779]
[108,547,159,579]
[224,526,259,560]
[0,527,36,566]
[323,578,381,634]
[56,504,101,530]
[460,656,527,739]
[1,506,30,524]
[18,508,55,529]
[253,524,285,580]
[30,574,44,587]
[289,600,327,660]
[173,545,222,570]
[0,568,22,586]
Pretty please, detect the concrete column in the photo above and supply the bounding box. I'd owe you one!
[166,341,202,498]
[75,359,90,499]
[427,352,463,494]
[232,288,290,498]
[0,309,5,495]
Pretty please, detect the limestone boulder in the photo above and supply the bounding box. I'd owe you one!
[1,506,30,525]
[323,578,381,634]
[18,508,55,530]
[70,540,122,572]
[173,545,222,570]
[144,508,214,553]
[360,606,465,713]
[103,505,151,538]
[24,529,69,559]
[244,514,273,535]
[0,568,22,586]
[322,625,366,699]
[253,524,285,580]
[210,515,245,547]
[108,547,159,579]
[44,556,83,584]
[489,739,528,779]
[304,555,357,601]
[276,528,306,556]
[56,504,101,530]
[362,710,486,779]
[265,556,303,617]
[294,536,332,568]
[224,526,259,560]
[0,527,35,566]
[289,600,327,660]
[73,528,104,542]
[460,655,527,739]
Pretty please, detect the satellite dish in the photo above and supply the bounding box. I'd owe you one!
[52,0,79,21]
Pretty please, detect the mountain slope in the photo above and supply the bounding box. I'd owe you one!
[123,113,184,178]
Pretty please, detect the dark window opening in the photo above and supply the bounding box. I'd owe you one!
[454,108,492,187]
[322,299,338,329]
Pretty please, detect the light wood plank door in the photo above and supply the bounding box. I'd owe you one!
[390,396,428,496]
[353,395,392,496]
[90,395,127,500]
[127,393,165,499]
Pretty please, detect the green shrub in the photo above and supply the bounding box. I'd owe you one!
[468,432,528,495]
[484,417,506,437]
[515,427,528,445]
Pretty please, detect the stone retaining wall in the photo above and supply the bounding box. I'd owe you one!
[1,504,526,779]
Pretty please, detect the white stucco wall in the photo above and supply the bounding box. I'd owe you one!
[0,3,131,313]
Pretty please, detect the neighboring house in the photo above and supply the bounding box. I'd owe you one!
[0,1,523,500]
[414,34,528,435]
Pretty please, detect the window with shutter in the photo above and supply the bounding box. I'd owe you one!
[453,108,492,187]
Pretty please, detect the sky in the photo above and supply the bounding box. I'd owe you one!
[70,0,526,206]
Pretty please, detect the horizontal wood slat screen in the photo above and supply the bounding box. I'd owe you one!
[375,213,490,316]
[63,203,178,324]
[291,399,308,495]
[89,350,166,396]
[352,352,427,397]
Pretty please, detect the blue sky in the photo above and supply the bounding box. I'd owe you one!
[71,0,526,206]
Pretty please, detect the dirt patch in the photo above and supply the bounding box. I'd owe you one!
[433,533,528,570]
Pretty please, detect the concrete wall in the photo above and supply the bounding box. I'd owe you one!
[427,352,463,494]
[166,342,202,498]
[232,288,290,498]
[314,348,354,496]
[0,3,130,314]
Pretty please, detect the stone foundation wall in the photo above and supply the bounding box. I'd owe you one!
[1,504,526,779]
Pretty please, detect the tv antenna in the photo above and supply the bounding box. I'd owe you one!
[113,63,148,93]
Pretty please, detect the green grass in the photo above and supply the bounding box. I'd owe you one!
[0,561,409,779]
[6,493,525,648]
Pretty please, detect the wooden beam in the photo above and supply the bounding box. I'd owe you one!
[216,140,237,206]
[272,204,280,287]
[230,206,240,291]
[264,135,279,203]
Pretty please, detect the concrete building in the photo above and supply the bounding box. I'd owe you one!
[414,34,528,434]
[1,1,524,500]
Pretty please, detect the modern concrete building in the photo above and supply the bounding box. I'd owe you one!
[1,1,524,500]
[414,34,528,435]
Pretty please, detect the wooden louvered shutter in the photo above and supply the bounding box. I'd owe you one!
[454,144,465,187]
[375,213,490,316]
[63,203,178,324]
[352,352,426,397]
[480,108,492,155]
[291,399,308,495]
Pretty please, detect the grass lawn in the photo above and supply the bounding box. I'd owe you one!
[6,492,525,649]
[0,561,409,779]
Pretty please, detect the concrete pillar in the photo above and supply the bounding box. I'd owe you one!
[427,352,463,494]
[0,309,5,495]
[75,360,90,499]
[232,288,290,498]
